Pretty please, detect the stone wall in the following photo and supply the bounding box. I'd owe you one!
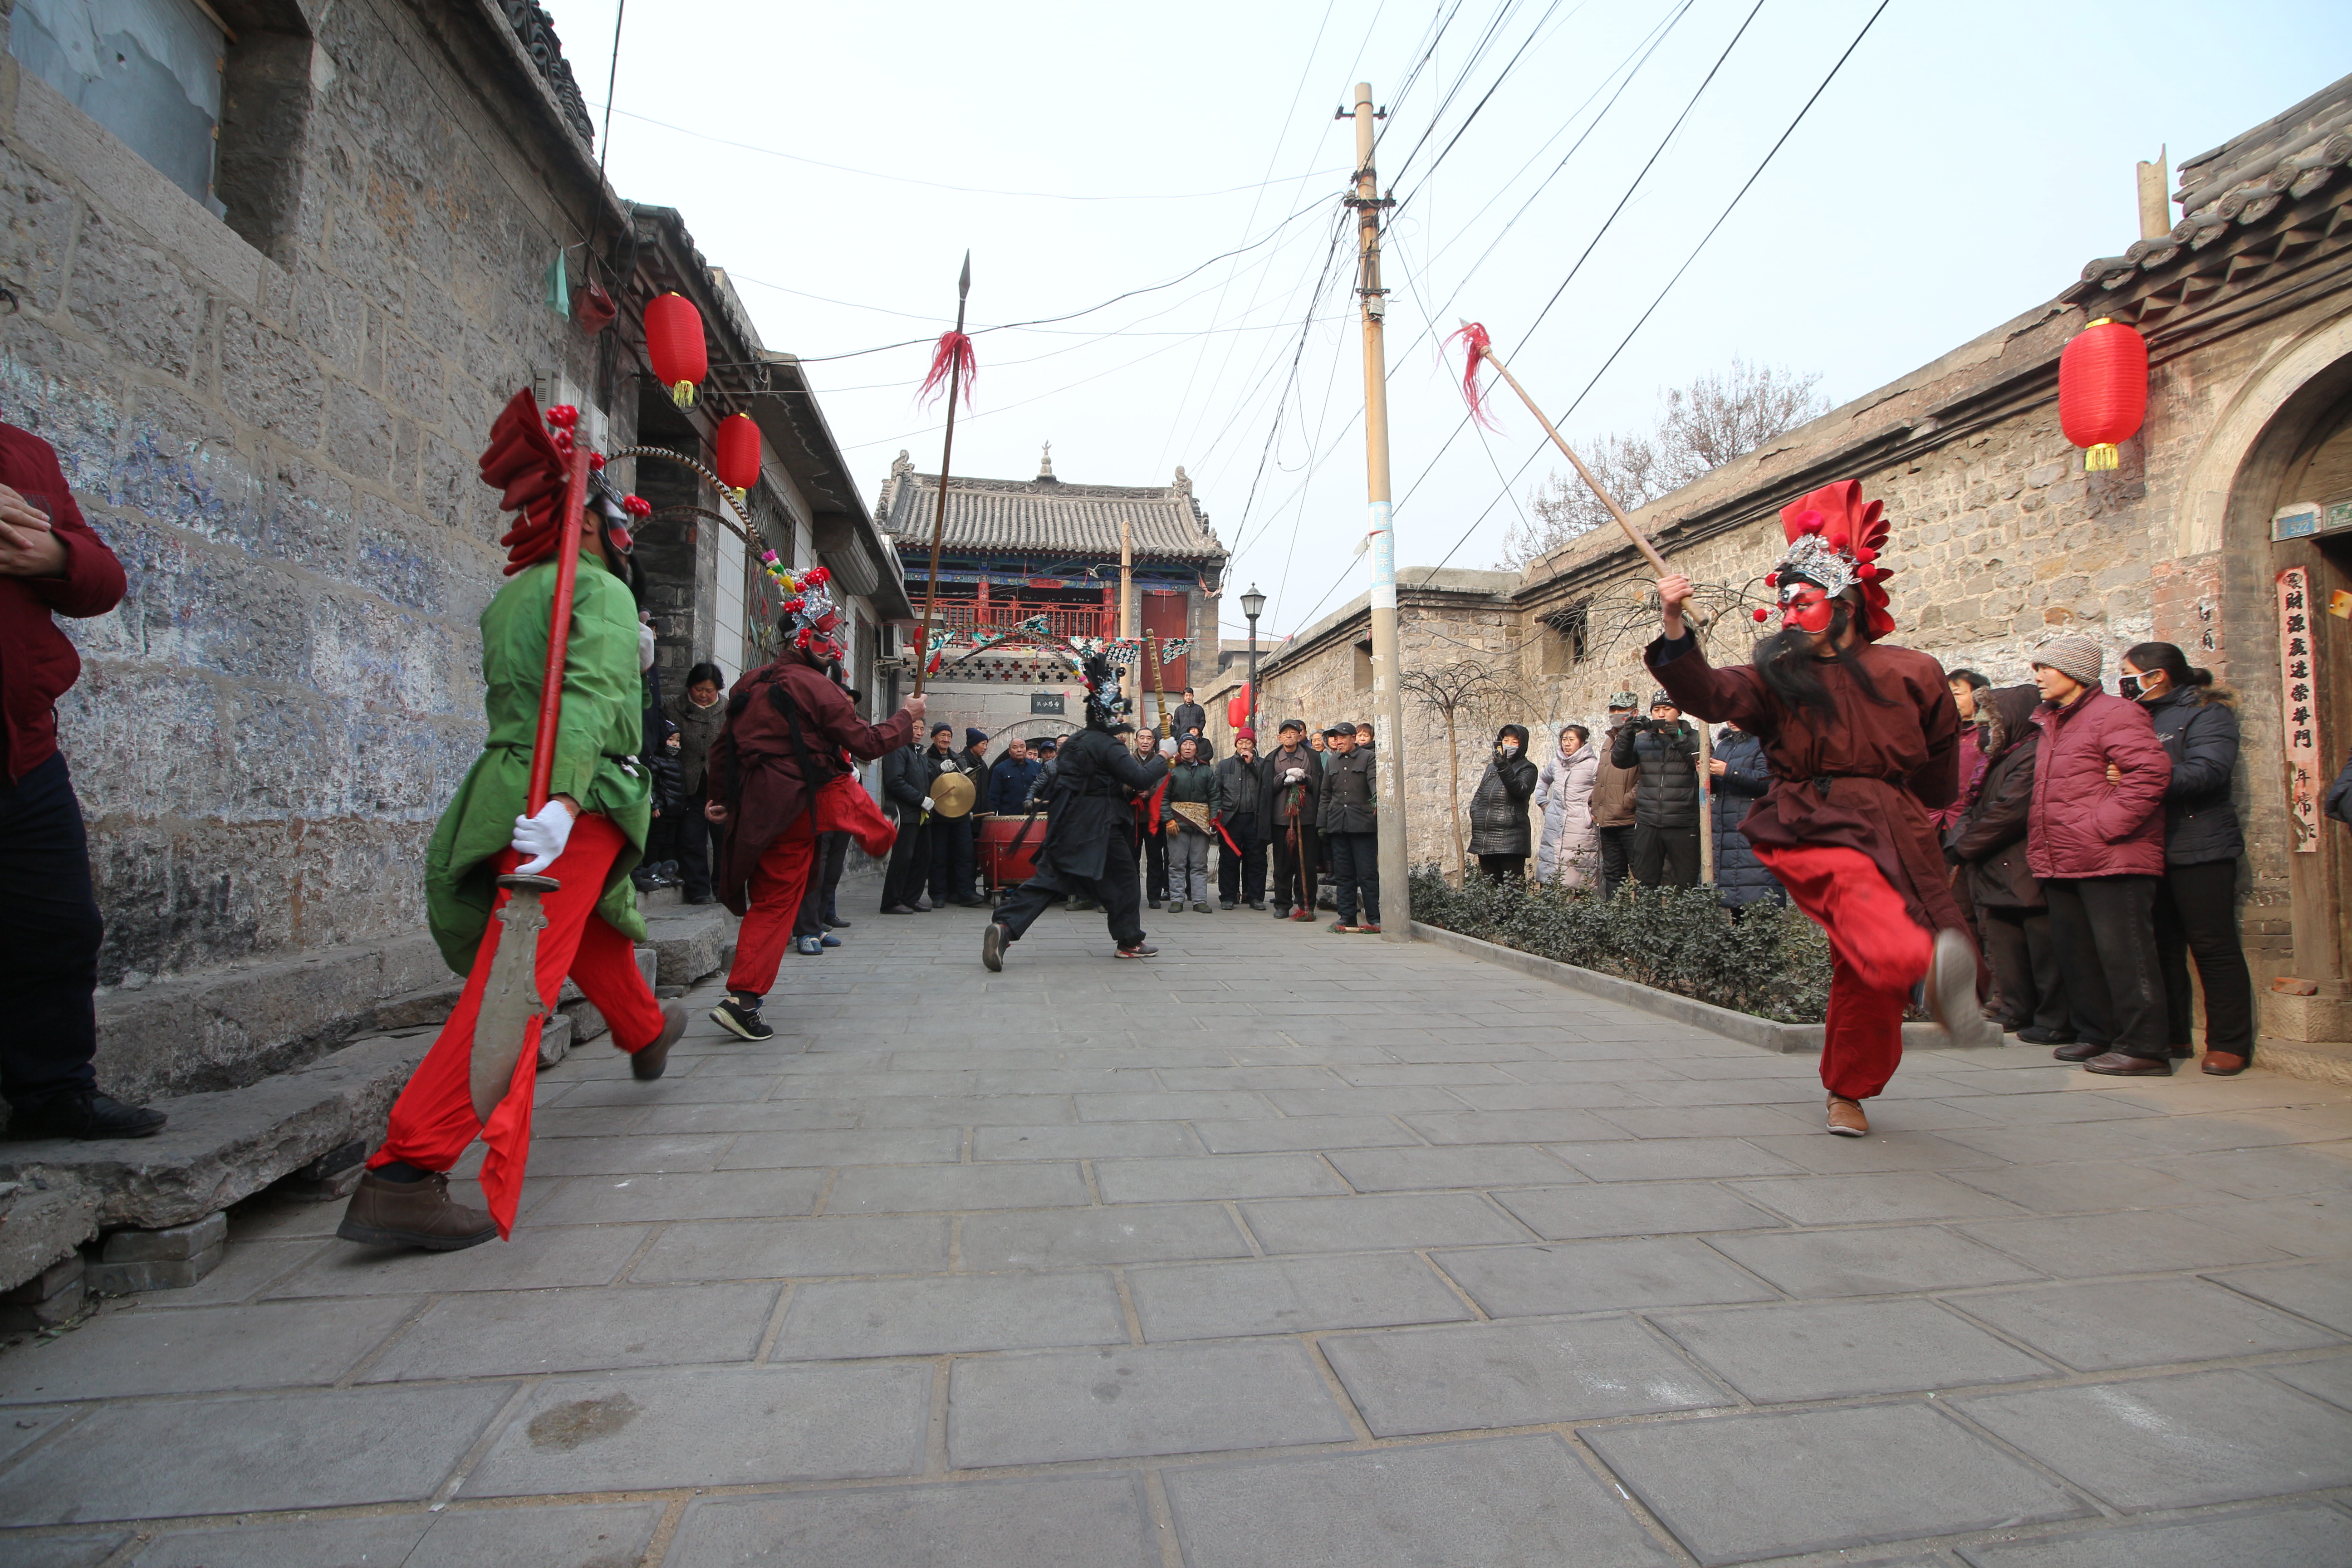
[0,0,629,1089]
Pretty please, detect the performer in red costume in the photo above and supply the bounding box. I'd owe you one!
[704,571,922,1042]
[1645,480,1976,1137]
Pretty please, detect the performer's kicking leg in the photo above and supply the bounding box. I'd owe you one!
[712,815,818,1042]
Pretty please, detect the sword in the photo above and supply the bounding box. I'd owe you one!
[469,439,591,1122]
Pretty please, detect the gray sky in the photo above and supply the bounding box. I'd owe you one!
[543,0,2352,640]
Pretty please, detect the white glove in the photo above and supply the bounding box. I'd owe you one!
[511,799,575,875]
[637,620,656,671]
[921,796,935,812]
[1284,767,1305,784]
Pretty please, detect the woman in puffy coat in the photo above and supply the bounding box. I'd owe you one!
[2121,642,2254,1075]
[1950,685,2070,1042]
[1467,723,1539,883]
[1533,725,1599,886]
[1708,721,1783,910]
[2025,634,2172,1075]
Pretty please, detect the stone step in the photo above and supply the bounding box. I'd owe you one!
[641,901,738,989]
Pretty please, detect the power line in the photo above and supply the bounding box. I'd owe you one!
[1409,0,1896,582]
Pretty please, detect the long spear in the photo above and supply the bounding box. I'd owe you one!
[471,436,590,1122]
[1450,323,1716,886]
[912,252,975,697]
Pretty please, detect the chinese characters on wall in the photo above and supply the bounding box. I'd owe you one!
[2278,566,2323,853]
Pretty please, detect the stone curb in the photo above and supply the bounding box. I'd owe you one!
[1408,923,1984,1054]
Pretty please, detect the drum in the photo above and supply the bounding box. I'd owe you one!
[978,812,1047,894]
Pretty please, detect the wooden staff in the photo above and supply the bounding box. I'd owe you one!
[913,252,973,697]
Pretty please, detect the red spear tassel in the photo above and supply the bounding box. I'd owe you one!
[1447,322,1499,429]
[918,329,977,409]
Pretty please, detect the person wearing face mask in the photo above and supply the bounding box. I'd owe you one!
[2120,642,2252,1075]
[1468,724,1539,883]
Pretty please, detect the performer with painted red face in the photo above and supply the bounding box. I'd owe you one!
[1645,480,1977,1137]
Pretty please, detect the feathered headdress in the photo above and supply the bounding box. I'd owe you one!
[771,562,847,665]
[1078,650,1129,732]
[1759,480,1895,641]
[478,389,644,576]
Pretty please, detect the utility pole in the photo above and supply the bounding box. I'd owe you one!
[1347,81,1410,942]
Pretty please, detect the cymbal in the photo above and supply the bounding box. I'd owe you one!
[930,771,976,818]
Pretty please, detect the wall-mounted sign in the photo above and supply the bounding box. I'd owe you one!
[2278,566,2323,853]
[1030,692,1065,715]
[2275,503,2322,541]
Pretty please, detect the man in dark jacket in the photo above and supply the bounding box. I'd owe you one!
[1171,687,1207,740]
[0,431,167,1140]
[928,726,986,907]
[1319,724,1380,930]
[1216,728,1268,908]
[1262,719,1322,919]
[878,734,938,914]
[1611,691,1702,887]
[1027,737,1060,808]
[987,736,1042,815]
[1709,722,1783,909]
[1590,694,1640,897]
[984,655,1168,968]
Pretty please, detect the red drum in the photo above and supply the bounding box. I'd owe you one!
[978,813,1048,894]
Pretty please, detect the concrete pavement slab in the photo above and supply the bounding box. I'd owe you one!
[1648,1297,2054,1402]
[824,1161,1091,1213]
[715,1127,965,1169]
[1077,1091,1275,1121]
[1403,1108,1630,1144]
[1545,1137,1807,1182]
[1706,1223,2050,1297]
[526,1169,825,1223]
[1950,1277,2345,1370]
[1322,1313,1724,1433]
[1095,1154,1348,1202]
[1738,1129,2009,1172]
[1239,1192,1533,1253]
[1127,1252,1474,1341]
[774,1269,1126,1358]
[2141,1145,2352,1199]
[1494,1181,1785,1240]
[1955,1504,2352,1566]
[2179,1196,2352,1257]
[665,1475,1158,1568]
[1948,1160,2209,1214]
[1727,1171,2031,1225]
[1324,1145,1583,1191]
[1585,1402,2089,1565]
[630,1215,952,1282]
[971,1122,1203,1159]
[958,1202,1252,1268]
[126,1501,664,1565]
[0,1534,132,1567]
[519,1132,734,1176]
[1191,1115,1418,1152]
[2208,1259,2352,1332]
[0,1296,414,1401]
[1162,1435,1676,1568]
[0,1383,512,1524]
[363,1281,777,1381]
[1955,1210,2293,1277]
[1957,1369,2352,1509]
[1434,1238,1779,1317]
[268,1224,649,1298]
[464,1364,927,1494]
[945,1340,1354,1465]
[2265,1353,2352,1409]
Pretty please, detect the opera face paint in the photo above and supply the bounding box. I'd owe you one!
[1778,579,1837,634]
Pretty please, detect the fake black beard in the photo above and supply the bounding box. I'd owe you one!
[1750,602,1891,717]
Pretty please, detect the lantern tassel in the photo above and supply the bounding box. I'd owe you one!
[670,380,696,409]
[918,329,977,410]
[1446,322,1499,430]
[2084,443,2119,472]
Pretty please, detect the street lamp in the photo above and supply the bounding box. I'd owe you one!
[1240,583,1266,736]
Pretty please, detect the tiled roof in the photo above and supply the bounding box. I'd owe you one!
[499,1,595,147]
[2067,74,2352,323]
[874,454,1225,563]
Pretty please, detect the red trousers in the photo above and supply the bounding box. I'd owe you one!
[371,813,666,1235]
[726,813,817,998]
[1754,843,1934,1102]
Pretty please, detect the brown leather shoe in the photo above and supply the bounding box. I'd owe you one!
[630,1001,687,1081]
[2053,1040,2104,1063]
[2081,1051,2173,1077]
[2201,1051,2249,1076]
[336,1171,497,1250]
[1826,1095,1869,1137]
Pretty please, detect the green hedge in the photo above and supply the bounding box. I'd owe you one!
[1407,866,1834,1024]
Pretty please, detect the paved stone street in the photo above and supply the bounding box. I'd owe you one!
[3,904,2351,1566]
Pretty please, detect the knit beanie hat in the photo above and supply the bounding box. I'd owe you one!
[2032,633,2102,686]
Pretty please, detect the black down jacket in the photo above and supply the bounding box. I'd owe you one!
[2144,686,2243,866]
[1710,728,1781,907]
[1467,741,1539,856]
[1610,717,1701,828]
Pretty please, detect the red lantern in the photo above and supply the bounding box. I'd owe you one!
[715,413,761,496]
[2058,317,2147,472]
[1226,684,1251,728]
[644,292,707,408]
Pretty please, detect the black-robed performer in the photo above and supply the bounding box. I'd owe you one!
[982,652,1168,968]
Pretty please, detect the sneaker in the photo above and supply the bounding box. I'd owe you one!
[1149,899,1162,910]
[1825,1095,1869,1137]
[982,922,1008,972]
[794,936,824,956]
[710,995,774,1041]
[1219,900,1237,911]
[1246,901,1266,911]
[630,1001,688,1081]
[6,1091,168,1142]
[1924,929,1976,1041]
[913,899,935,912]
[1193,902,1213,913]
[1357,921,1382,934]
[820,933,841,948]
[1270,905,1291,919]
[1291,909,1314,922]
[1115,942,1160,960]
[882,903,919,915]
[336,1169,497,1250]
[1329,920,1360,933]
